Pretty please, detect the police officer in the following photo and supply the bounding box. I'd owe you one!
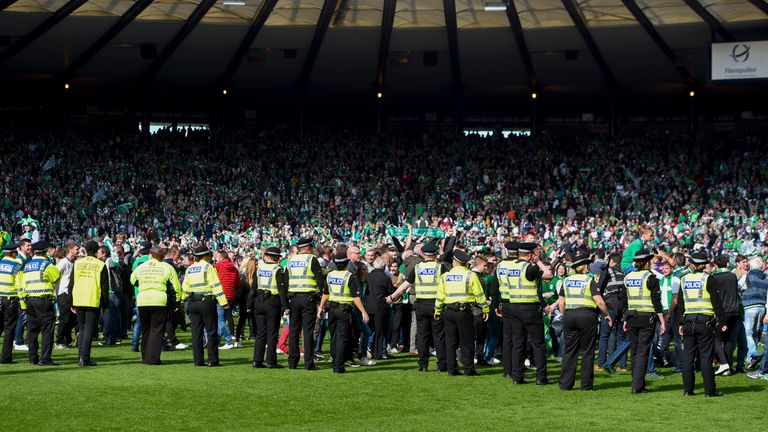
[20,240,61,366]
[557,254,612,390]
[248,247,289,369]
[622,249,665,394]
[435,250,489,376]
[318,253,370,374]
[0,243,22,363]
[181,244,228,367]
[285,237,325,370]
[489,241,518,378]
[508,242,552,384]
[71,240,109,367]
[677,253,725,397]
[130,246,180,365]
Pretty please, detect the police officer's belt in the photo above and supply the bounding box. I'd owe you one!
[29,295,54,300]
[684,314,712,323]
[328,301,354,311]
[445,302,474,312]
[189,294,215,302]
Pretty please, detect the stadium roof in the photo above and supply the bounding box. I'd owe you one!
[0,0,767,108]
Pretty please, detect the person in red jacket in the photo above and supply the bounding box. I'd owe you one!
[215,251,241,349]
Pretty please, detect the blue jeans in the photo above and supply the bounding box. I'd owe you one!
[598,305,627,367]
[606,331,658,373]
[15,306,26,345]
[315,317,327,352]
[354,310,372,359]
[131,306,141,350]
[483,312,500,360]
[104,293,122,343]
[729,319,748,369]
[760,329,768,374]
[217,304,232,345]
[744,306,766,360]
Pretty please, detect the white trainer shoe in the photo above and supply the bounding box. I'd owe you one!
[175,343,188,350]
[14,343,28,351]
[220,343,234,350]
[233,341,242,348]
[360,357,377,366]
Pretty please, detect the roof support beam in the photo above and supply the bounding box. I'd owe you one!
[375,0,397,88]
[139,0,217,85]
[332,0,349,26]
[748,0,768,16]
[505,0,537,88]
[60,0,155,82]
[561,0,617,89]
[621,0,695,84]
[297,0,338,87]
[443,0,462,88]
[0,0,88,66]
[0,0,19,13]
[218,0,278,87]
[682,0,734,41]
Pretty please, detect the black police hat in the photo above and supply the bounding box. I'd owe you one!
[32,240,51,252]
[504,241,519,251]
[193,244,213,257]
[84,240,99,254]
[264,247,282,258]
[421,243,438,256]
[139,241,152,255]
[2,242,19,252]
[633,249,654,262]
[517,242,537,253]
[689,252,709,265]
[453,249,471,264]
[296,237,313,248]
[333,252,350,264]
[571,254,593,268]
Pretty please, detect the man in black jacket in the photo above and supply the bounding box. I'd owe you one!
[367,256,394,360]
[710,255,741,375]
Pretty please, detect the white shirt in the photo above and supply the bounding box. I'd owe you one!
[56,257,74,295]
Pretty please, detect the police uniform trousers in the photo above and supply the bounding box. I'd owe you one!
[26,297,56,364]
[509,303,547,382]
[139,305,168,365]
[443,306,476,374]
[188,297,219,366]
[288,293,317,369]
[559,308,599,390]
[76,307,100,363]
[328,302,354,373]
[1,297,19,363]
[390,302,412,350]
[252,293,282,367]
[500,302,514,376]
[414,298,446,371]
[55,292,76,346]
[682,314,717,396]
[626,312,656,392]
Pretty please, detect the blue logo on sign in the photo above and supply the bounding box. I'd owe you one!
[566,280,586,289]
[731,44,750,63]
[258,270,273,278]
[329,277,345,285]
[508,269,521,277]
[24,261,41,272]
[683,281,703,290]
[187,267,202,274]
[419,268,437,276]
[626,279,642,287]
[289,261,307,268]
[445,274,464,282]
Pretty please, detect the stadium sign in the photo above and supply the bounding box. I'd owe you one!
[711,41,768,81]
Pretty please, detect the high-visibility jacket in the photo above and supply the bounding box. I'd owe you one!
[624,270,654,313]
[0,257,22,298]
[563,274,597,310]
[181,261,227,307]
[72,256,105,308]
[21,257,61,309]
[287,254,317,293]
[508,260,538,304]
[327,270,354,304]
[257,262,281,295]
[414,261,442,300]
[495,259,517,302]
[130,258,180,307]
[680,272,714,316]
[435,267,490,315]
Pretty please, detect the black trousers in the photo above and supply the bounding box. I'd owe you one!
[474,312,486,361]
[236,292,255,342]
[328,303,354,372]
[1,297,19,362]
[444,308,475,374]
[189,299,219,366]
[501,302,514,376]
[164,302,179,346]
[368,311,388,360]
[415,299,446,371]
[26,297,55,364]
[509,303,547,381]
[390,303,412,349]
[627,315,656,392]
[139,306,167,365]
[253,295,282,366]
[76,307,100,363]
[682,315,718,395]
[559,309,598,390]
[288,295,317,369]
[55,292,76,345]
[714,314,739,368]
